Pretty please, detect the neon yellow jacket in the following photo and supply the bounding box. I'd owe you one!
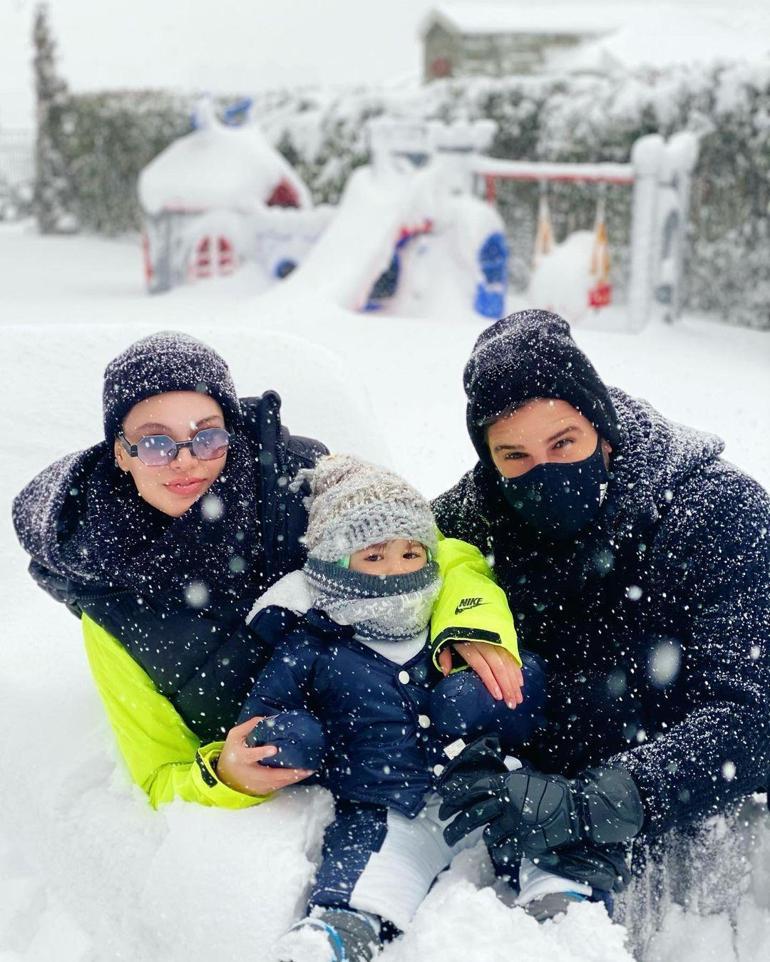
[82,537,519,810]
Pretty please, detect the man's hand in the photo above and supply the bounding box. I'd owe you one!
[438,642,523,707]
[215,716,314,796]
[437,737,644,858]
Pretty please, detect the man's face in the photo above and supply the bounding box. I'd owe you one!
[487,398,607,478]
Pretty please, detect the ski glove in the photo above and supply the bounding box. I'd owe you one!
[532,842,632,893]
[437,736,644,858]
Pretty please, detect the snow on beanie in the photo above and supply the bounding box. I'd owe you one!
[294,453,438,562]
[292,454,441,641]
[102,331,242,443]
[463,310,621,463]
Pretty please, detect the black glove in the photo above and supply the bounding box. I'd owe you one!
[438,739,644,859]
[533,843,632,893]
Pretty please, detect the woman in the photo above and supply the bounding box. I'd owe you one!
[13,331,521,810]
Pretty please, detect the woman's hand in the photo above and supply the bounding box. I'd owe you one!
[438,643,524,708]
[215,716,315,796]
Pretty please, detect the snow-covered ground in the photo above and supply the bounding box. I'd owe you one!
[1,221,769,961]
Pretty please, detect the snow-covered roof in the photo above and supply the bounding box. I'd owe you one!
[552,6,770,73]
[138,99,312,215]
[421,3,625,38]
[422,3,770,68]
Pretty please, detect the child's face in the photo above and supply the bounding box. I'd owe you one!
[349,539,428,576]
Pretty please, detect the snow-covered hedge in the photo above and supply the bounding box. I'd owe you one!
[52,90,192,234]
[42,63,770,327]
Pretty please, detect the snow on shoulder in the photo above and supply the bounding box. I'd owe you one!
[138,98,312,216]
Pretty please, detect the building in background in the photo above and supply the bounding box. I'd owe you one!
[420,2,770,81]
[421,3,611,81]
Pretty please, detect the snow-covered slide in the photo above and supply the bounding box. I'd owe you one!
[276,163,437,312]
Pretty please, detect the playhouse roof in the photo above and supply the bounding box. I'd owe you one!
[138,100,312,215]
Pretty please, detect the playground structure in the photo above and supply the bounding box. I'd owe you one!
[275,117,510,320]
[138,99,698,329]
[139,103,509,319]
[474,132,699,329]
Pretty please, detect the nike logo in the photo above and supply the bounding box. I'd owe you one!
[454,597,487,614]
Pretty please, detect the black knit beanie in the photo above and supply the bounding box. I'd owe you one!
[102,331,242,443]
[463,310,620,463]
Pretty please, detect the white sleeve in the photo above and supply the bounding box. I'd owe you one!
[246,569,314,623]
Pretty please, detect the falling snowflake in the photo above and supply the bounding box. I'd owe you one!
[185,580,210,608]
[722,761,737,782]
[649,639,681,688]
[201,493,224,520]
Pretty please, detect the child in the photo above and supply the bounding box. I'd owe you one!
[240,455,590,962]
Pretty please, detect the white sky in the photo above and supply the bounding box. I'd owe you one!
[0,0,766,129]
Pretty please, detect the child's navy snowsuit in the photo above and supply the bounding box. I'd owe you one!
[240,604,546,927]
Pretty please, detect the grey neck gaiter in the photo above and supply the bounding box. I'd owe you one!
[304,558,442,642]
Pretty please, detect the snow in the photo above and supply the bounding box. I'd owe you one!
[138,101,312,215]
[527,229,602,324]
[560,6,770,73]
[474,157,634,183]
[277,164,426,311]
[1,220,770,961]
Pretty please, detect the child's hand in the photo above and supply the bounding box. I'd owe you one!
[438,644,524,709]
[216,717,315,796]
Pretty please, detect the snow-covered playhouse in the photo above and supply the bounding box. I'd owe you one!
[138,99,332,294]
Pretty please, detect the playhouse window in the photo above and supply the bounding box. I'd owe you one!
[267,179,300,208]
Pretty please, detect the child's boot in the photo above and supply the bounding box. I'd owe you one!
[274,908,381,962]
[523,888,614,922]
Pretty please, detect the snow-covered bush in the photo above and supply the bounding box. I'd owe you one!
[57,90,193,234]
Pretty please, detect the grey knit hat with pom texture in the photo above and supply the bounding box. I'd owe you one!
[294,454,438,562]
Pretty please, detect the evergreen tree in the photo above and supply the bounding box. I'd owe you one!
[32,3,75,233]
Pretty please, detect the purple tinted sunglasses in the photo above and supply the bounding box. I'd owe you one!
[117,428,230,466]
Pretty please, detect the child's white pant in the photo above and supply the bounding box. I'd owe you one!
[341,793,590,932]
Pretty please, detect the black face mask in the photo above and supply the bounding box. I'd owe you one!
[498,439,610,541]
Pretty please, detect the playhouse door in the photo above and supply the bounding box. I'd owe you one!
[191,235,237,279]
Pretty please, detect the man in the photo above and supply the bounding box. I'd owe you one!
[432,310,770,915]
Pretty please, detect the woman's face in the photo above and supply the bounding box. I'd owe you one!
[114,391,227,517]
[487,398,606,478]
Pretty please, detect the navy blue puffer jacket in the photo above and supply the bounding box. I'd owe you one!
[240,606,547,816]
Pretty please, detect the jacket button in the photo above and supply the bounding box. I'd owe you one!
[418,714,431,729]
[398,670,410,684]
